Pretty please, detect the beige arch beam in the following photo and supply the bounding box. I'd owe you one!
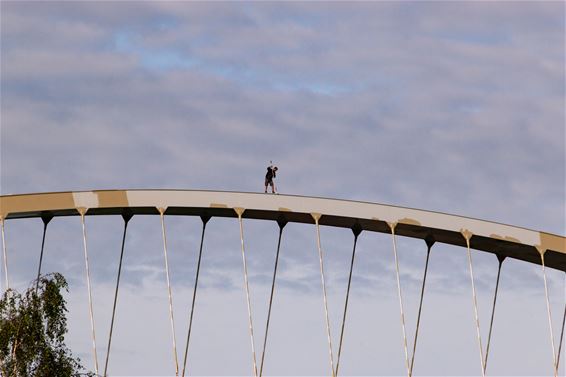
[0,189,564,271]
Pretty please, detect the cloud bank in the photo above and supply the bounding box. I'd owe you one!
[1,2,564,375]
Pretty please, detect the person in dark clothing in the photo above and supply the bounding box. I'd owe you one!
[264,162,278,194]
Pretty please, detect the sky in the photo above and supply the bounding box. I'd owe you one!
[1,1,565,376]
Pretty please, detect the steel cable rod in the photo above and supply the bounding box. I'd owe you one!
[556,296,565,371]
[35,214,53,292]
[389,223,411,377]
[181,215,210,377]
[483,255,505,374]
[103,213,133,377]
[463,232,485,377]
[409,238,434,376]
[540,251,558,377]
[159,209,180,376]
[1,218,9,293]
[259,218,287,377]
[236,208,259,377]
[335,226,361,377]
[312,214,336,377]
[79,210,99,376]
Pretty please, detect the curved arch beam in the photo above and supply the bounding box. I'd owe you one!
[1,189,564,271]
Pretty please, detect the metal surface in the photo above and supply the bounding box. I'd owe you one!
[35,215,52,292]
[236,208,259,377]
[483,256,505,374]
[313,213,336,377]
[159,209,180,376]
[1,218,8,292]
[182,216,209,377]
[409,240,433,376]
[80,211,99,377]
[1,190,564,271]
[391,224,411,377]
[557,302,566,371]
[335,230,359,377]
[259,221,285,377]
[0,189,564,375]
[103,214,132,377]
[464,232,485,377]
[541,253,559,377]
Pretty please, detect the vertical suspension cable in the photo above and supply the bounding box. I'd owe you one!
[556,298,566,371]
[1,218,9,293]
[259,218,286,377]
[540,250,558,377]
[409,238,434,376]
[159,208,180,376]
[463,232,485,377]
[236,208,259,377]
[335,226,361,377]
[389,223,410,377]
[312,213,336,377]
[36,214,53,292]
[103,213,132,377]
[181,215,210,377]
[483,255,505,374]
[80,209,99,376]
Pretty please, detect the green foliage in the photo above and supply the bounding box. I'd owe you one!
[0,273,93,377]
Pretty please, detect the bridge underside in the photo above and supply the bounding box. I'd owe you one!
[1,189,565,376]
[1,190,564,271]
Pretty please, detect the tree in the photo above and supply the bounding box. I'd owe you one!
[0,273,93,377]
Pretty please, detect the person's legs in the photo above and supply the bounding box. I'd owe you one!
[272,182,276,194]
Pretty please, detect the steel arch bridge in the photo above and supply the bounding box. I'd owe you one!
[1,189,565,377]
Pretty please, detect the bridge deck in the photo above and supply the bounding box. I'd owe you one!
[1,189,564,271]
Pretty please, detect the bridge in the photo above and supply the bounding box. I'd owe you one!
[1,190,565,376]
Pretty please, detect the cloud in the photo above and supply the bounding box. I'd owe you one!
[1,2,564,375]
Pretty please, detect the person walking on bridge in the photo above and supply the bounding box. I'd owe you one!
[264,162,278,194]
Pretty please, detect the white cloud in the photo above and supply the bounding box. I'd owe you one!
[1,2,564,375]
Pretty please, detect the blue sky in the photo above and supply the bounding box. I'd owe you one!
[1,1,565,376]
